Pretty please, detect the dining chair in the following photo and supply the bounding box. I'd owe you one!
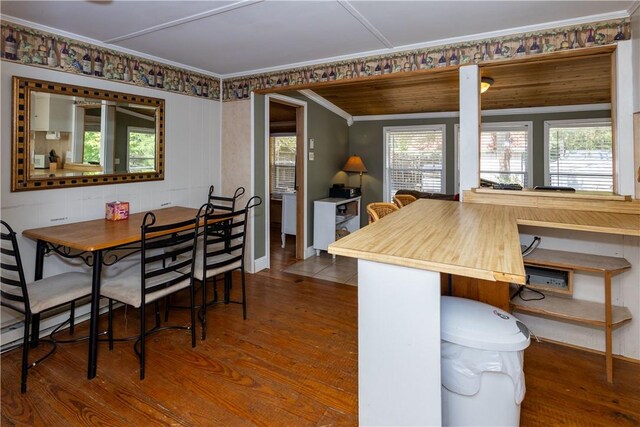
[164,186,246,319]
[393,194,417,208]
[367,202,400,224]
[100,204,209,380]
[197,196,262,339]
[1,220,93,393]
[208,185,245,213]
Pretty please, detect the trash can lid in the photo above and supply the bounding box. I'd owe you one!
[441,296,530,351]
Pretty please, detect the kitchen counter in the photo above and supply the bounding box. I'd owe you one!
[328,198,639,426]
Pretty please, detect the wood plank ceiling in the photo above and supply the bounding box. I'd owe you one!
[261,47,613,116]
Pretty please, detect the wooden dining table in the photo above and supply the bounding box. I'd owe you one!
[22,206,201,379]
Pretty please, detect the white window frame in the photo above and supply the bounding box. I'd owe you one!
[479,121,533,187]
[126,126,156,172]
[543,118,613,189]
[383,124,446,201]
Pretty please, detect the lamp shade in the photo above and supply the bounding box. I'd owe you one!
[342,155,368,173]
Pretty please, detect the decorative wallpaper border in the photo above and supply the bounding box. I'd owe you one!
[223,18,630,102]
[1,17,630,104]
[1,21,221,101]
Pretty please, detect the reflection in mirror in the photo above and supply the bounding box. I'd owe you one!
[12,76,164,191]
[29,93,157,178]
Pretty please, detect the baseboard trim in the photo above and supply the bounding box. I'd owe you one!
[304,246,316,259]
[254,256,268,273]
[536,337,640,364]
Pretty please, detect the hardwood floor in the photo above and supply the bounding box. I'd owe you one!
[2,234,639,426]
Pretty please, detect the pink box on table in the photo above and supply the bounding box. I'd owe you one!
[105,201,130,221]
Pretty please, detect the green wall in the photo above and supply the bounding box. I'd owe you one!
[348,109,611,226]
[348,117,458,227]
[253,93,349,259]
[282,92,350,248]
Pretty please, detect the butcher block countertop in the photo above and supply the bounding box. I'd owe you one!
[328,199,640,284]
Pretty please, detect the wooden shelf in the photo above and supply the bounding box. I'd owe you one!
[523,248,631,274]
[512,292,632,328]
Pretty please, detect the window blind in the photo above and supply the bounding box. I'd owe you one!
[480,124,530,187]
[385,126,445,196]
[547,123,612,191]
[270,136,296,194]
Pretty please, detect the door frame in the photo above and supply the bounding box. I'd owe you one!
[264,93,308,268]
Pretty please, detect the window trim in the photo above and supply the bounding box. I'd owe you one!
[383,124,446,201]
[543,118,613,189]
[479,121,533,187]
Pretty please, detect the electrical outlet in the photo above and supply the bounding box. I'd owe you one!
[114,158,120,165]
[309,152,315,161]
[309,138,314,149]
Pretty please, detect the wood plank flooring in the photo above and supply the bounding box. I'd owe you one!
[1,229,639,426]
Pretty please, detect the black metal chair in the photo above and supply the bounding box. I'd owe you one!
[197,196,262,339]
[0,220,93,393]
[100,204,209,380]
[208,185,245,213]
[164,186,246,320]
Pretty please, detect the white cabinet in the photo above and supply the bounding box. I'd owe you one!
[281,192,296,248]
[313,196,361,256]
[30,93,73,132]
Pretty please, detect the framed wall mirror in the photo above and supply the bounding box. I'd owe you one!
[11,76,165,191]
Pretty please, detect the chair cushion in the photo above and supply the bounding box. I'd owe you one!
[25,272,92,314]
[101,268,191,308]
[192,249,241,281]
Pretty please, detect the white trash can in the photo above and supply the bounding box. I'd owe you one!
[441,296,531,427]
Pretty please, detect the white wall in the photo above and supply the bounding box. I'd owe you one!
[1,61,221,281]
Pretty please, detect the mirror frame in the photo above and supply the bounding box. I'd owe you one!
[11,76,165,191]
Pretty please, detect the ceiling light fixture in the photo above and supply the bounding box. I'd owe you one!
[481,77,494,93]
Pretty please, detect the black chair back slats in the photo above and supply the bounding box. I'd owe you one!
[0,221,28,312]
[139,206,210,300]
[207,185,245,212]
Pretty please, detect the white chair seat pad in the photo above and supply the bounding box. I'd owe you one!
[23,272,92,314]
[192,249,241,281]
[101,268,191,308]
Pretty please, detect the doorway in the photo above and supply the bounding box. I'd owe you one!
[265,95,307,269]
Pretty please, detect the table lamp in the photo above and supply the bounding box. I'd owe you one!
[343,155,368,189]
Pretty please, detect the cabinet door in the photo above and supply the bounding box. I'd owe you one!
[282,192,297,235]
[31,94,50,131]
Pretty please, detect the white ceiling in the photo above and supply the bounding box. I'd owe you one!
[1,0,636,77]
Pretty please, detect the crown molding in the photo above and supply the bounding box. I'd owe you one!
[298,90,354,126]
[222,9,631,79]
[0,14,222,79]
[352,103,612,122]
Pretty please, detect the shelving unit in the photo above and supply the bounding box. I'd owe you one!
[512,248,632,383]
[313,196,361,256]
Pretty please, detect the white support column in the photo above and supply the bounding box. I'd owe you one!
[614,40,636,197]
[458,65,481,199]
[358,259,442,426]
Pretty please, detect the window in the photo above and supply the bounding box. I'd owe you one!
[270,136,296,194]
[127,127,156,172]
[480,122,531,187]
[384,125,445,200]
[82,131,101,163]
[545,119,612,191]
